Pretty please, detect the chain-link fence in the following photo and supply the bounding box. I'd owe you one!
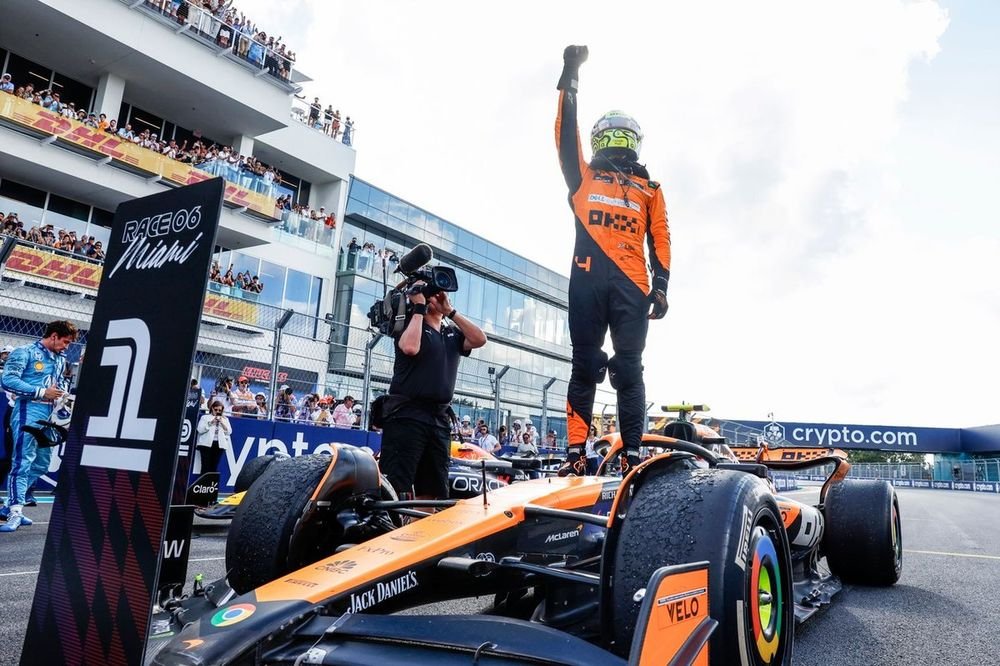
[0,234,623,444]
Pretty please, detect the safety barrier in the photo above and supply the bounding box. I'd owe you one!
[795,474,1000,493]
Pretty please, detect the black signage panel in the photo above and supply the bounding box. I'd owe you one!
[24,179,224,665]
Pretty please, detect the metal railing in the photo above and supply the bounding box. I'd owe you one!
[124,0,300,89]
[289,98,357,147]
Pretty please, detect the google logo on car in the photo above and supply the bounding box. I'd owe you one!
[211,603,256,627]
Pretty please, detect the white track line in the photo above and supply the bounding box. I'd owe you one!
[0,570,38,577]
[905,549,1000,561]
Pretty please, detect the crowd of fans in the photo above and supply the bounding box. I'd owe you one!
[295,96,355,146]
[2,214,106,260]
[2,74,287,200]
[209,260,264,294]
[340,238,399,275]
[148,0,296,82]
[201,376,361,427]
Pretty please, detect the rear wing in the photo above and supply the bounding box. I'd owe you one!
[730,446,851,502]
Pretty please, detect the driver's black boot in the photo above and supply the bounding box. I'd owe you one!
[557,447,587,477]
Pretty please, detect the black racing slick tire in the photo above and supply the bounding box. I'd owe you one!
[233,452,286,493]
[611,468,794,666]
[823,479,902,586]
[226,454,331,594]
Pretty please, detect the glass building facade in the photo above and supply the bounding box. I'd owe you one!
[329,177,573,439]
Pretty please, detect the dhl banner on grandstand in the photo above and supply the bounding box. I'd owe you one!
[6,244,102,289]
[0,93,278,219]
[7,244,260,325]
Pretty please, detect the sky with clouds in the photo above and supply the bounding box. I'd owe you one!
[238,0,998,428]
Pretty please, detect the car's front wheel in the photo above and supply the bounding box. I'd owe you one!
[610,467,794,665]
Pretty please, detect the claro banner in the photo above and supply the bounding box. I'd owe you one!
[0,93,278,218]
[729,419,962,454]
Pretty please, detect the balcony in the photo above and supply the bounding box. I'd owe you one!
[0,92,279,220]
[117,0,304,93]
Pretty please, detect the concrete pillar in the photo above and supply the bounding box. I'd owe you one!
[234,134,254,157]
[93,72,125,120]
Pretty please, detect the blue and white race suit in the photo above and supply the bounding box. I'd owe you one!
[1,341,69,506]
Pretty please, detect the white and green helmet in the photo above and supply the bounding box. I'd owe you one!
[590,110,643,160]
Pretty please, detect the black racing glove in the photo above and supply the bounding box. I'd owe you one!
[557,45,589,92]
[648,275,669,320]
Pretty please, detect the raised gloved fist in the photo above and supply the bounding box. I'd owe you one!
[563,45,589,65]
[647,276,669,320]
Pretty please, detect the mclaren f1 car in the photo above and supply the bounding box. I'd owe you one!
[150,431,901,665]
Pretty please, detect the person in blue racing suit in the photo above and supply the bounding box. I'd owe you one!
[0,320,77,532]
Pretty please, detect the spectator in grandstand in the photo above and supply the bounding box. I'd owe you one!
[475,423,500,453]
[209,376,234,415]
[90,241,105,260]
[293,392,314,423]
[323,105,334,134]
[585,425,601,474]
[497,424,511,447]
[545,430,558,448]
[331,110,341,139]
[517,431,539,457]
[524,419,539,445]
[332,395,356,428]
[458,415,474,442]
[249,391,266,418]
[274,384,296,421]
[189,378,207,413]
[0,73,13,94]
[196,401,232,475]
[342,117,354,146]
[0,345,12,371]
[313,396,334,426]
[510,419,524,444]
[248,275,263,293]
[230,376,258,416]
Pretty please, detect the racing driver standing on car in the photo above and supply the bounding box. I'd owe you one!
[555,46,671,477]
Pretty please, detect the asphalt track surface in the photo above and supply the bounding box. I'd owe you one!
[2,485,999,666]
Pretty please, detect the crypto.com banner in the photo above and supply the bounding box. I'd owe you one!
[728,419,961,453]
[24,179,224,666]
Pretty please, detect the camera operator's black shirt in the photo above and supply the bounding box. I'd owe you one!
[389,321,469,425]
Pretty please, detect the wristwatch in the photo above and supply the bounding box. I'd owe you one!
[447,309,457,319]
[412,303,428,315]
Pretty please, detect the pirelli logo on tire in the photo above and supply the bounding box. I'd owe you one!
[734,505,753,571]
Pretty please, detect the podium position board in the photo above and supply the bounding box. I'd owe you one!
[23,178,224,665]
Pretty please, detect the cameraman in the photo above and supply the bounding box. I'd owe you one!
[380,283,486,500]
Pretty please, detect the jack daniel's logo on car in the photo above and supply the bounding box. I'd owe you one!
[108,206,204,278]
[346,571,419,613]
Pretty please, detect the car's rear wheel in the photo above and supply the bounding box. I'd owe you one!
[610,467,794,665]
[823,479,902,586]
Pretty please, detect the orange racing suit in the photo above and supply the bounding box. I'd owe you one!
[555,84,671,457]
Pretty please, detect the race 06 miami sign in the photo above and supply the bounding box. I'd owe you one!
[24,179,224,666]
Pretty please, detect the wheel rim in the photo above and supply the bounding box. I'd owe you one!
[748,527,784,664]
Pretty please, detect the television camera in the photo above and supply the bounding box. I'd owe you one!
[367,243,458,336]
